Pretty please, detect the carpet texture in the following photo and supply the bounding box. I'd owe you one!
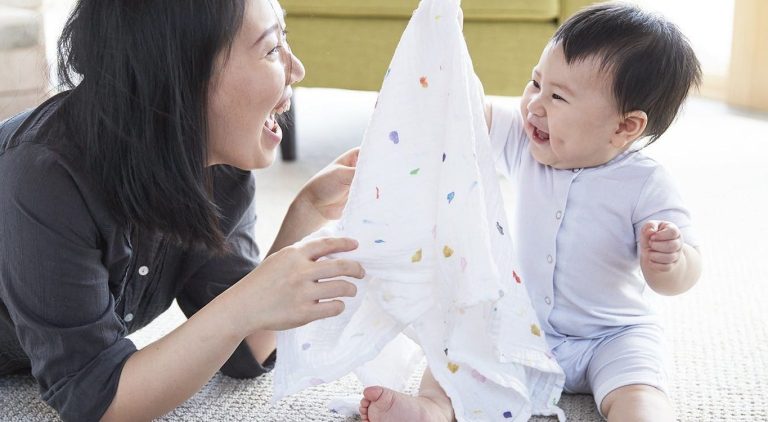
[1,91,766,421]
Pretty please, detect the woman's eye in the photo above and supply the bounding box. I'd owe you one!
[267,45,282,56]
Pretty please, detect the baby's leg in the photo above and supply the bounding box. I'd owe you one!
[588,325,674,422]
[359,368,453,422]
[601,384,674,421]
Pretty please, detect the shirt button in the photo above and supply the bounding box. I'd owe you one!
[555,211,563,220]
[138,266,149,276]
[124,313,134,322]
[545,296,552,305]
[547,255,553,264]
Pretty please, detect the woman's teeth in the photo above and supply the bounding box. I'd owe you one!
[265,114,278,133]
[274,101,291,115]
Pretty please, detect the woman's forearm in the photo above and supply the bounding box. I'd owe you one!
[101,289,247,422]
[267,195,326,256]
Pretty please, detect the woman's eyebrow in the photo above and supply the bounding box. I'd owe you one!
[254,23,280,46]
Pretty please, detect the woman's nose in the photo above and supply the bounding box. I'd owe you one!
[287,51,305,86]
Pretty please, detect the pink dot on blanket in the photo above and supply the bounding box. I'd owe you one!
[471,369,487,383]
[419,76,429,88]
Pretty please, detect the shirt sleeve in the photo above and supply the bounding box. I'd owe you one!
[175,166,271,379]
[632,164,700,248]
[488,101,528,177]
[0,143,136,422]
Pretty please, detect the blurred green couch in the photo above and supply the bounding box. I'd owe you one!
[279,0,597,159]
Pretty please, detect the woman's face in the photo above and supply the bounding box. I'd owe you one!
[206,0,304,169]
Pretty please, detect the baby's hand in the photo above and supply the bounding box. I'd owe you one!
[640,220,683,272]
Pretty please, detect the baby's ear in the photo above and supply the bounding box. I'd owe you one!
[611,110,648,148]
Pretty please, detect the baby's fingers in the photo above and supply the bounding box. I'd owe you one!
[648,252,680,271]
[651,222,681,241]
[650,237,682,254]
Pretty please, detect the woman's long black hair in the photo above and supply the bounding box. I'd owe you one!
[52,0,247,251]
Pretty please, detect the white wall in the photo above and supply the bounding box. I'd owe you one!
[631,0,734,78]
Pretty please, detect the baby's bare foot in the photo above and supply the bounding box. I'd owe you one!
[359,386,452,422]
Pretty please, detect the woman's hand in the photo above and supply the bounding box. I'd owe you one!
[239,237,365,333]
[297,147,359,221]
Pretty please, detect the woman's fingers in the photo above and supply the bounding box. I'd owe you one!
[312,300,347,320]
[312,279,358,301]
[335,165,356,186]
[301,237,359,261]
[312,258,365,280]
[335,147,360,167]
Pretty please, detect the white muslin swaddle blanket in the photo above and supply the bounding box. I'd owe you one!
[273,0,565,420]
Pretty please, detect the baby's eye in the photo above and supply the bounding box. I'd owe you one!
[552,93,567,102]
[531,80,540,89]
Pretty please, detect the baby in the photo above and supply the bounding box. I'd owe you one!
[360,3,702,421]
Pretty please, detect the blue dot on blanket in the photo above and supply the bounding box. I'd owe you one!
[447,192,455,203]
[389,131,400,144]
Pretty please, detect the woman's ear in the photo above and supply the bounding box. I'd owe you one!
[611,110,648,148]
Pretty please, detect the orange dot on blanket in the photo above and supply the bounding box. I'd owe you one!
[419,76,429,88]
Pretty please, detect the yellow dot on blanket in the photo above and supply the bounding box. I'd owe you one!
[443,245,454,258]
[411,249,422,263]
[447,362,460,373]
[530,324,541,337]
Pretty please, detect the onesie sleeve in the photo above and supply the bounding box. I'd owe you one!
[488,101,528,177]
[632,164,700,248]
[0,143,137,422]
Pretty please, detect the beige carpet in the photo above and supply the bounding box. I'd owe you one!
[1,89,767,421]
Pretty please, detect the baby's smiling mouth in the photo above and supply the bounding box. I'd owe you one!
[533,125,550,142]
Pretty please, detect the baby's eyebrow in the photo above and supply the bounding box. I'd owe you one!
[551,82,575,97]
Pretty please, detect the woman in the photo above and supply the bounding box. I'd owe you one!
[0,0,364,421]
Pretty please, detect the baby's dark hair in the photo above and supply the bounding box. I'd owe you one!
[552,2,701,145]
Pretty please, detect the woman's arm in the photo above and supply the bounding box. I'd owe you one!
[103,236,364,421]
[103,148,362,421]
[268,147,359,256]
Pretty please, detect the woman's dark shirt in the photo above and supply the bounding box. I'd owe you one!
[0,94,269,421]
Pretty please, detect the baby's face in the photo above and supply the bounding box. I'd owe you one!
[520,42,627,169]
